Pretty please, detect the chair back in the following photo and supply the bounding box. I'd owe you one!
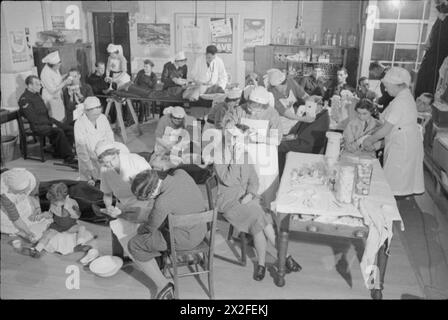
[167,209,218,267]
[205,173,218,210]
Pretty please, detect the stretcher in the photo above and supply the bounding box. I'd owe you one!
[97,87,214,143]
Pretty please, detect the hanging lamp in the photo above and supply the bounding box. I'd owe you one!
[154,0,157,24]
[224,0,227,24]
[194,0,198,27]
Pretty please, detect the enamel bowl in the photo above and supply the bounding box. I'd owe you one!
[89,255,123,277]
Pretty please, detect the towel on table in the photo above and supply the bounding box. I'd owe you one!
[359,198,393,289]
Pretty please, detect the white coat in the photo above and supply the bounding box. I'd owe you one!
[382,88,424,196]
[40,65,66,122]
[74,113,124,180]
[191,55,228,90]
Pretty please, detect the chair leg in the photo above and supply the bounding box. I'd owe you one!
[39,136,45,162]
[172,255,179,299]
[207,253,214,299]
[227,224,234,241]
[240,233,247,267]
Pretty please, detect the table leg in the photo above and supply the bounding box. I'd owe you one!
[104,99,113,118]
[275,213,290,287]
[370,240,389,300]
[126,99,142,136]
[115,101,127,144]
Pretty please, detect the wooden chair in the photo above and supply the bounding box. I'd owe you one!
[205,174,248,266]
[17,108,48,162]
[162,209,217,299]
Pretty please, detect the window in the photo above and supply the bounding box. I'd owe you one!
[361,0,438,80]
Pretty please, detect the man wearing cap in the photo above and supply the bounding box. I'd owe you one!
[161,51,188,94]
[190,45,228,94]
[40,51,72,122]
[362,67,424,196]
[62,68,94,125]
[74,96,125,184]
[204,87,242,130]
[19,75,77,166]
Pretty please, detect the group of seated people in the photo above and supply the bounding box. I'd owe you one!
[4,41,434,299]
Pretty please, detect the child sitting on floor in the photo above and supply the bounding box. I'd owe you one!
[34,183,86,252]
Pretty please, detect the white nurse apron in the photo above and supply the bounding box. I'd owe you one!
[383,123,425,196]
[241,118,279,208]
[41,65,66,122]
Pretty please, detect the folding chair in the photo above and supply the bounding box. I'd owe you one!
[205,174,248,266]
[17,108,48,162]
[162,209,217,299]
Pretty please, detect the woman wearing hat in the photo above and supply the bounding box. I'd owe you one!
[204,87,242,131]
[74,97,127,184]
[223,86,282,208]
[105,44,130,90]
[161,51,188,97]
[266,69,315,135]
[127,168,207,299]
[362,67,424,196]
[1,168,52,244]
[40,51,73,122]
[96,141,153,259]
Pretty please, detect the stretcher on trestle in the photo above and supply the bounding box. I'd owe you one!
[97,85,216,143]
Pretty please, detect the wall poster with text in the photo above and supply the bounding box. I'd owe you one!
[210,18,233,54]
[9,31,28,64]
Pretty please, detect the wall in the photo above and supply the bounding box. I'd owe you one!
[271,0,362,44]
[81,1,273,86]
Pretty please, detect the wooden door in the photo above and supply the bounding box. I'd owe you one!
[93,12,131,72]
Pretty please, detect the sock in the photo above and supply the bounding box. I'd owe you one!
[35,242,45,252]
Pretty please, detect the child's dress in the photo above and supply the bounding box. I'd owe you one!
[48,197,81,232]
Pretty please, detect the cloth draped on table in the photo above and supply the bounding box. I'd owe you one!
[359,198,394,289]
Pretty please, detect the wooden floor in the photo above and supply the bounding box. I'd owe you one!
[0,121,428,299]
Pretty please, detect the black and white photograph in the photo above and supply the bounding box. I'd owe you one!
[0,0,447,306]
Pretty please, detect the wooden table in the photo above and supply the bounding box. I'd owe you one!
[273,152,403,299]
[0,109,18,125]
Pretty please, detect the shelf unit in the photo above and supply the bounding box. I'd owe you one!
[252,44,359,87]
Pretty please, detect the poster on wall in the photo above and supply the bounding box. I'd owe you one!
[243,19,265,48]
[137,23,170,47]
[9,31,28,64]
[210,18,233,54]
[180,18,207,53]
[51,16,65,30]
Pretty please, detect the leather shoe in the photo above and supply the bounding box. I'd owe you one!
[286,255,302,273]
[156,282,175,299]
[253,264,266,281]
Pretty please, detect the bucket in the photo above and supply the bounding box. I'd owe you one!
[1,135,18,164]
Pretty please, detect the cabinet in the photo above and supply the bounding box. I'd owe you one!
[33,43,93,81]
[252,45,359,87]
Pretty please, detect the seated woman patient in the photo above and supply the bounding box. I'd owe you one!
[343,98,382,157]
[213,141,302,281]
[127,169,208,299]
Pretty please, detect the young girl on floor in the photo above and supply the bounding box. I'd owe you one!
[34,183,86,252]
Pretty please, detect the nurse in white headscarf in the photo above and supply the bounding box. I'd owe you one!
[1,169,52,242]
[105,44,130,90]
[74,96,129,184]
[40,51,72,122]
[363,67,424,196]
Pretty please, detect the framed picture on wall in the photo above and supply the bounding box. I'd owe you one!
[243,19,265,48]
[137,23,170,47]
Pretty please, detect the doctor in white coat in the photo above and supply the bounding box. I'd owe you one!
[74,96,128,184]
[363,67,424,196]
[40,51,72,122]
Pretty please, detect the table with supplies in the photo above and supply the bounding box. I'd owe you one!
[272,152,403,299]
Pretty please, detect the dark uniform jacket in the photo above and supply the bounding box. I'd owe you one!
[134,70,158,91]
[62,83,94,123]
[161,62,187,90]
[299,76,326,96]
[86,72,108,96]
[18,89,53,130]
[324,82,355,102]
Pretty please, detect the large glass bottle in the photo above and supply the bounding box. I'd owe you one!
[336,28,343,47]
[331,32,337,46]
[299,28,306,45]
[325,29,332,46]
[347,28,357,47]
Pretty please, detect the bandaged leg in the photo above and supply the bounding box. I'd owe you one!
[109,218,140,257]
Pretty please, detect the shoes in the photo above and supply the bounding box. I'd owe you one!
[79,248,99,266]
[17,247,41,259]
[253,264,266,281]
[63,158,78,167]
[285,255,302,273]
[74,244,92,253]
[156,282,175,299]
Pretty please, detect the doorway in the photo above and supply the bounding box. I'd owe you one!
[92,12,131,73]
